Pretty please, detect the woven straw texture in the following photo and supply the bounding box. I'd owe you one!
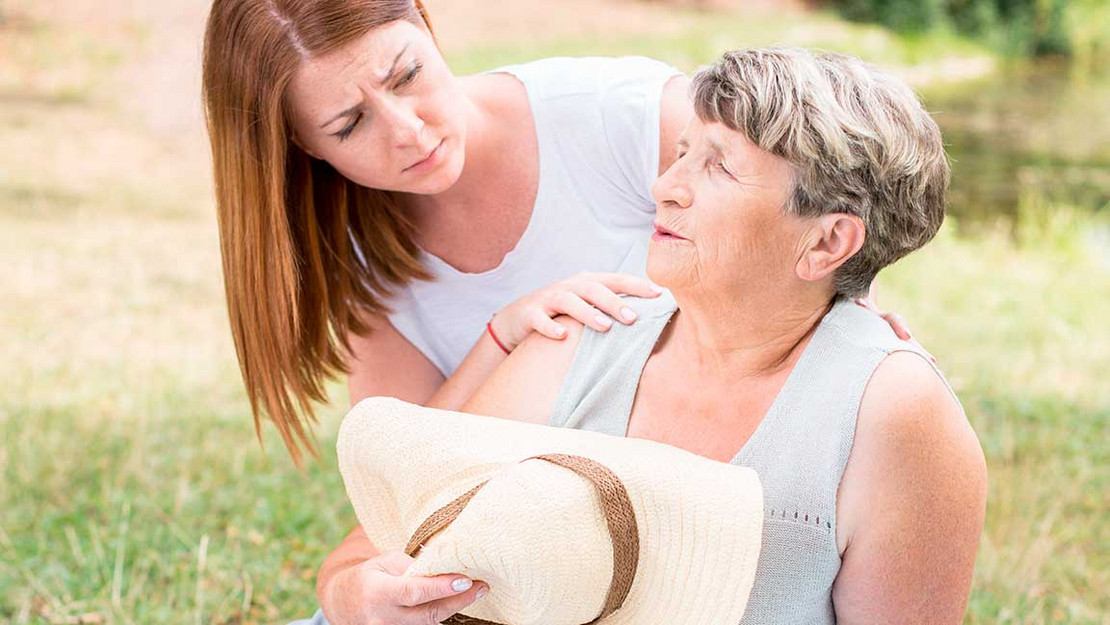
[337,397,764,625]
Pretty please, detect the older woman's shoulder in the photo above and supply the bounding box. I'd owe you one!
[836,352,985,543]
[857,351,969,432]
[832,351,987,618]
[849,352,979,469]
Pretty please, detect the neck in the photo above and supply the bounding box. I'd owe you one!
[666,283,836,380]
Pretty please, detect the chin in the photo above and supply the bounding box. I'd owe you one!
[411,141,466,195]
[645,244,680,290]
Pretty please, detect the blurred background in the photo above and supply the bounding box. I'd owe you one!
[1,0,1107,622]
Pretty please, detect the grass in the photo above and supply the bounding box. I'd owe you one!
[1,0,1108,623]
[881,211,1110,624]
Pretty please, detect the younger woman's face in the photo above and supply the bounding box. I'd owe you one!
[288,19,467,195]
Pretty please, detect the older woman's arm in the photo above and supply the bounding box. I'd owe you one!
[462,317,585,422]
[832,352,988,624]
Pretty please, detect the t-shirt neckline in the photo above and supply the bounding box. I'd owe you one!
[417,65,546,279]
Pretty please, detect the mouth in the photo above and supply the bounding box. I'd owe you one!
[403,139,445,173]
[652,222,688,241]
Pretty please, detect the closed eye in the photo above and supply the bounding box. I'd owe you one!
[396,61,423,88]
[333,112,362,142]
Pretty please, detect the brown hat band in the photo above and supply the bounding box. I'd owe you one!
[404,453,641,625]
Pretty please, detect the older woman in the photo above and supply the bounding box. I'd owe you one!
[463,48,988,624]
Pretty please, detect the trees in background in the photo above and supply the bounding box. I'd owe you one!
[829,0,1107,59]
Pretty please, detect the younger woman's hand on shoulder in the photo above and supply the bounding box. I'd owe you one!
[490,272,663,351]
[854,279,937,364]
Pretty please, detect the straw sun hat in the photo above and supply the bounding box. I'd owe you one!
[337,397,765,625]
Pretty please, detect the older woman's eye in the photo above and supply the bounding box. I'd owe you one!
[716,161,737,179]
[334,113,362,142]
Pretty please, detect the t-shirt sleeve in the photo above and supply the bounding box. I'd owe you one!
[597,56,684,210]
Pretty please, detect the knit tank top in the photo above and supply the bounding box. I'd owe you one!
[549,291,951,624]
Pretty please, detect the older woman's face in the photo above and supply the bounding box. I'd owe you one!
[647,117,805,295]
[288,20,467,195]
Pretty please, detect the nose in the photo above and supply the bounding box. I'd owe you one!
[651,159,693,210]
[384,99,424,147]
[363,89,424,148]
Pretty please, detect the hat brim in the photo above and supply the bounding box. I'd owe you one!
[338,397,764,625]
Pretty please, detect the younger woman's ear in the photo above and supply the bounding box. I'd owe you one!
[291,132,320,160]
[795,214,866,282]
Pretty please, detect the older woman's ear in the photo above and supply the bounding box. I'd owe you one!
[795,213,866,284]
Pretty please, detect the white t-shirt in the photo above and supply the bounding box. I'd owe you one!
[386,56,683,375]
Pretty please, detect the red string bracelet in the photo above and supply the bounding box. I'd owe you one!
[486,319,511,355]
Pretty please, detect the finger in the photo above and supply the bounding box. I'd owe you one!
[575,281,640,325]
[853,296,881,314]
[400,582,489,625]
[590,273,665,298]
[371,550,418,576]
[389,572,479,609]
[527,307,568,340]
[881,312,913,341]
[549,291,613,333]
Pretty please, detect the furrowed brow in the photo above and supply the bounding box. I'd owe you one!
[318,44,410,129]
[320,104,360,129]
[376,44,409,87]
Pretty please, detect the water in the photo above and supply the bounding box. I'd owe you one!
[922,61,1110,236]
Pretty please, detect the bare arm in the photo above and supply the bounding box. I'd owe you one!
[345,313,445,406]
[345,311,510,410]
[833,352,988,623]
[462,316,585,422]
[346,270,660,410]
[321,314,507,618]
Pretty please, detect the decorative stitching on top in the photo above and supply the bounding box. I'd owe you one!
[768,508,834,533]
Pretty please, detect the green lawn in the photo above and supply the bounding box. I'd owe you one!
[1,3,1107,624]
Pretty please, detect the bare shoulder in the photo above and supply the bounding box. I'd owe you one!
[843,351,986,521]
[833,351,988,623]
[854,351,980,460]
[461,317,586,425]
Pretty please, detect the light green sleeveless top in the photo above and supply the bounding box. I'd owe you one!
[549,292,952,624]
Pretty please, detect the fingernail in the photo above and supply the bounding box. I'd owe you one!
[620,307,637,322]
[554,325,566,337]
[452,578,473,592]
[594,314,613,328]
[476,586,489,600]
[650,284,665,294]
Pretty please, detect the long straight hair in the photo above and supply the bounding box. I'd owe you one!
[202,0,435,464]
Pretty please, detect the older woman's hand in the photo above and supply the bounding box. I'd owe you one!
[319,550,488,625]
[489,273,663,352]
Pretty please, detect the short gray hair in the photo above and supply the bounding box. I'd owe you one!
[691,47,949,297]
